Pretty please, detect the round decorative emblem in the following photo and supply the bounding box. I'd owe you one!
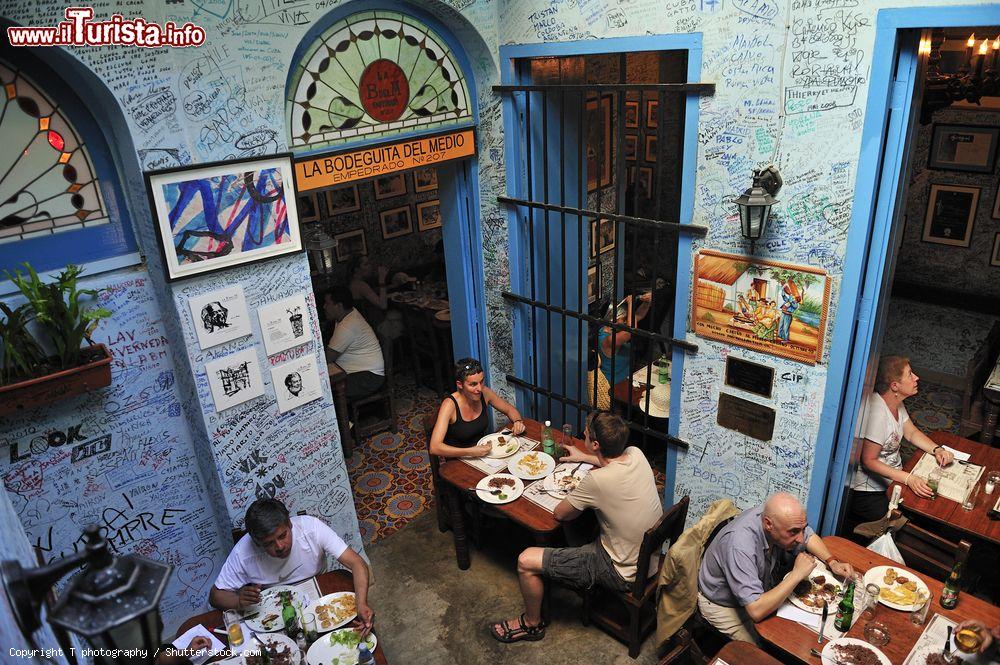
[359,59,410,122]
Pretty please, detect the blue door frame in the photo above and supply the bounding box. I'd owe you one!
[498,35,703,505]
[813,5,1000,534]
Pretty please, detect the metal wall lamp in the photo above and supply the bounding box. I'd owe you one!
[734,165,782,250]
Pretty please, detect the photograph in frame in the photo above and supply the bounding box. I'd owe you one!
[598,217,616,254]
[644,135,658,162]
[993,181,1000,219]
[638,166,653,199]
[413,167,439,192]
[646,99,659,128]
[586,95,612,191]
[625,135,637,161]
[188,286,252,351]
[325,185,361,215]
[588,265,598,303]
[271,354,324,414]
[992,233,1000,267]
[257,292,313,356]
[380,205,413,239]
[928,124,1000,173]
[205,348,265,412]
[922,184,979,247]
[416,200,442,231]
[374,173,407,199]
[625,101,639,128]
[335,229,367,262]
[589,219,598,258]
[298,193,319,223]
[145,154,303,281]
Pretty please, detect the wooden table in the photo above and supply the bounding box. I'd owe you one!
[983,356,1000,445]
[757,536,1000,664]
[709,640,782,665]
[175,571,387,664]
[327,362,354,458]
[436,419,583,570]
[888,431,1000,545]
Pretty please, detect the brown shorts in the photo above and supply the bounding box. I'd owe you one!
[542,540,630,593]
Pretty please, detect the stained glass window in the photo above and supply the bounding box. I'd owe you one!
[0,61,109,245]
[286,10,473,150]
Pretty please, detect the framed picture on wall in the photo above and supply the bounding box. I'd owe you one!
[928,124,1000,173]
[145,153,303,281]
[298,193,319,223]
[625,135,637,161]
[597,217,616,254]
[638,166,653,199]
[380,205,413,239]
[334,229,367,262]
[586,95,613,191]
[325,185,360,215]
[922,184,979,247]
[416,200,442,230]
[625,101,639,128]
[374,173,407,199]
[588,265,598,303]
[644,135,658,162]
[993,181,1000,219]
[646,99,659,128]
[992,233,1000,267]
[589,219,598,258]
[413,167,438,192]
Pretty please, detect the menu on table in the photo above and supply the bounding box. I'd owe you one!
[911,454,984,503]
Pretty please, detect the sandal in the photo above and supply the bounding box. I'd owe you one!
[490,613,546,643]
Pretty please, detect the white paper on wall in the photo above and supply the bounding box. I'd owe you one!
[188,286,252,350]
[271,354,324,413]
[205,348,265,412]
[258,293,313,356]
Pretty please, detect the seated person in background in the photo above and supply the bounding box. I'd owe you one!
[429,358,525,458]
[208,499,374,635]
[697,493,854,644]
[490,411,662,643]
[598,293,651,389]
[348,255,390,325]
[846,355,953,533]
[323,286,385,400]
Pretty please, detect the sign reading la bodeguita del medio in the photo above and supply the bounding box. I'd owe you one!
[294,128,476,191]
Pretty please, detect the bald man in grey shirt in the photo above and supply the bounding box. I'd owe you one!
[697,493,854,644]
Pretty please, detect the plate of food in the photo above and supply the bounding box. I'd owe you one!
[242,633,299,665]
[304,591,358,633]
[475,473,524,504]
[435,308,450,322]
[388,291,420,304]
[542,464,591,496]
[788,563,843,614]
[479,432,521,458]
[863,565,930,611]
[822,637,890,665]
[244,586,309,633]
[305,627,377,665]
[507,450,555,480]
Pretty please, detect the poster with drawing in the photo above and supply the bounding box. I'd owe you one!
[188,286,252,350]
[271,355,323,413]
[205,348,265,412]
[258,293,312,356]
[691,250,831,365]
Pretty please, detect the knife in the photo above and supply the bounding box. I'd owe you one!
[819,601,828,645]
[944,625,953,660]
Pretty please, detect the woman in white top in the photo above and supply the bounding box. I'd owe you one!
[846,355,954,529]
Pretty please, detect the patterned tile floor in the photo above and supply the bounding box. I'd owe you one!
[347,372,667,546]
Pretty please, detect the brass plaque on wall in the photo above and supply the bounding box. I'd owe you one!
[717,392,775,441]
[724,356,774,399]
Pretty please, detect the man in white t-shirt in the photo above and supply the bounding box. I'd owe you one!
[208,499,374,635]
[489,411,663,643]
[323,286,385,400]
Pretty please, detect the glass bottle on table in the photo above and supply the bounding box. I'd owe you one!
[357,642,376,665]
[834,578,856,631]
[280,591,299,638]
[657,354,669,384]
[541,420,555,456]
[940,561,962,609]
[560,424,573,459]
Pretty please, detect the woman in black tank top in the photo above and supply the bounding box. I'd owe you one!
[429,358,526,458]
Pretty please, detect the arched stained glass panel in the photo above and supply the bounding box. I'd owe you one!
[0,62,109,244]
[286,10,473,150]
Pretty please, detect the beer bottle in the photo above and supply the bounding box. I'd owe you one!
[834,579,856,631]
[280,592,299,638]
[940,562,961,609]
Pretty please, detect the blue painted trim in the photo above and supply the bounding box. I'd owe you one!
[0,252,142,298]
[814,3,1000,534]
[666,41,704,507]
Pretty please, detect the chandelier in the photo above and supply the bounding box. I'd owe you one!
[921,31,1000,124]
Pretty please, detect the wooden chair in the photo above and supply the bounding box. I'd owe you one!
[348,334,397,440]
[424,414,450,533]
[405,305,449,396]
[888,510,971,582]
[582,495,690,658]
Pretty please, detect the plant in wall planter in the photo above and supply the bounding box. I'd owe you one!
[0,263,113,416]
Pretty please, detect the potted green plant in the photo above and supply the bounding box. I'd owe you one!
[0,263,113,416]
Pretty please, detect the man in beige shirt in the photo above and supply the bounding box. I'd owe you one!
[490,411,663,643]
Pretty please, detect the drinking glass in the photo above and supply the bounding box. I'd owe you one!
[909,593,930,626]
[862,583,881,621]
[224,609,244,647]
[962,480,980,511]
[864,621,890,647]
[927,468,943,498]
[301,612,318,645]
[955,625,984,653]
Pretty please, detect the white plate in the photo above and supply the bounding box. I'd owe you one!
[435,309,450,321]
[241,632,299,664]
[479,432,520,458]
[863,565,930,611]
[507,450,555,480]
[304,591,358,633]
[306,628,377,665]
[475,473,524,504]
[821,637,890,665]
[786,562,844,615]
[542,464,590,496]
[244,586,310,633]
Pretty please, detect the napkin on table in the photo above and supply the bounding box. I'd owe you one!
[171,624,226,665]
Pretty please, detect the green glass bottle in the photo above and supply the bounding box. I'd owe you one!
[280,591,299,638]
[834,579,856,631]
[940,562,961,609]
